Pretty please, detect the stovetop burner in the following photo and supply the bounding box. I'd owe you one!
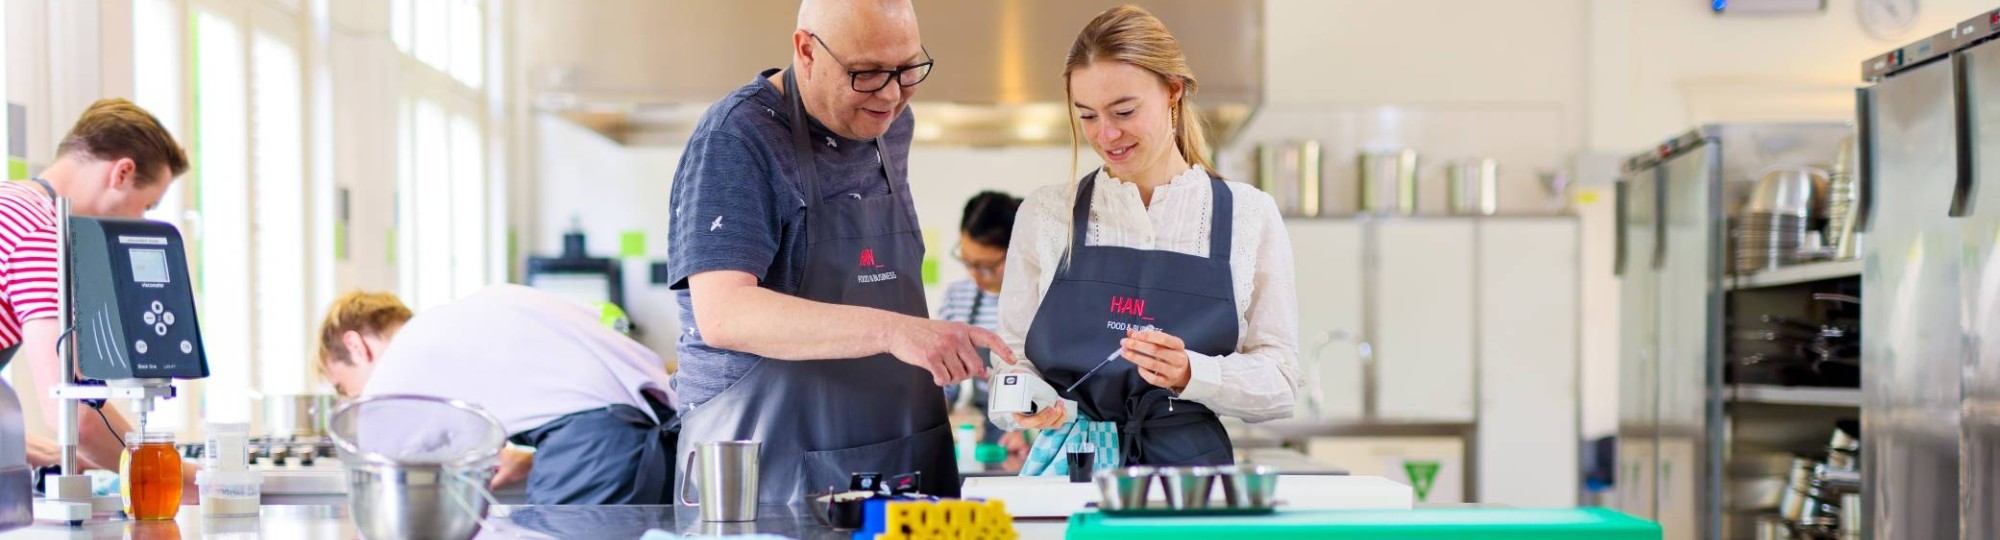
[178,435,339,468]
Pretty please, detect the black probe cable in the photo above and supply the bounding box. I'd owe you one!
[51,322,126,448]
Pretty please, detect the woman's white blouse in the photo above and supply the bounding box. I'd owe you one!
[991,165,1301,430]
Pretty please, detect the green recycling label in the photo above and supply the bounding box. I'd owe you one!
[1403,460,1443,502]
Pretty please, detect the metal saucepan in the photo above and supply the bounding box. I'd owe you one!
[262,394,340,439]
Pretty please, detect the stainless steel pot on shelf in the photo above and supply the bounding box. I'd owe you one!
[263,393,340,439]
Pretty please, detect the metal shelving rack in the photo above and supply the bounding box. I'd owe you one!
[1728,260,1863,291]
[1616,123,1858,540]
[1725,384,1864,408]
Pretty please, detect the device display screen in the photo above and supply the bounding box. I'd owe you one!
[129,249,170,284]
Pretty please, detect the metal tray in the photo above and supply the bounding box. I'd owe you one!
[1089,502,1280,518]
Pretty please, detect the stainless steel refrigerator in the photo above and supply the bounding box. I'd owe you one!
[1858,9,2000,538]
[1616,124,1849,540]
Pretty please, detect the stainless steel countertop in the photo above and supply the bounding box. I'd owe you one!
[1,448,1336,539]
[0,504,1074,539]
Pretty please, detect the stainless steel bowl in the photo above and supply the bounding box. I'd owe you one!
[1744,166,1823,217]
[1160,467,1218,510]
[1220,465,1281,509]
[331,395,506,540]
[346,461,494,540]
[1094,467,1157,511]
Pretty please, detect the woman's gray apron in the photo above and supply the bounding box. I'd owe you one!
[674,69,955,506]
[1022,170,1239,466]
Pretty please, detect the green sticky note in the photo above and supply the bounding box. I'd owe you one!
[385,227,397,265]
[7,158,24,181]
[507,229,520,282]
[333,222,349,261]
[620,230,646,258]
[922,257,940,285]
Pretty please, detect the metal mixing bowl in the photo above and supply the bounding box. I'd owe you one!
[331,395,505,540]
[346,461,495,540]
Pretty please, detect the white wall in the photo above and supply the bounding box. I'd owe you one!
[906,145,1089,309]
[1586,0,1990,153]
[531,114,684,360]
[1247,0,1589,216]
[1249,1,1597,450]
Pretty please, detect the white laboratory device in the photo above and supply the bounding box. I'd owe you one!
[987,372,1044,415]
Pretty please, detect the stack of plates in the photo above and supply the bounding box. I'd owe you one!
[1735,211,1808,274]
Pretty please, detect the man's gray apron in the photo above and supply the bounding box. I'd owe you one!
[1023,170,1238,466]
[674,69,956,506]
[507,392,677,504]
[0,178,59,371]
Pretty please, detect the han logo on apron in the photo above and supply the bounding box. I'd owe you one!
[1023,170,1240,467]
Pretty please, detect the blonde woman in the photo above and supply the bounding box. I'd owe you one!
[992,5,1300,473]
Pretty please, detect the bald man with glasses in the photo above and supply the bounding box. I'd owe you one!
[666,0,1008,504]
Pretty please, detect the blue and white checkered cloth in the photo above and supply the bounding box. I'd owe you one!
[1019,416,1121,477]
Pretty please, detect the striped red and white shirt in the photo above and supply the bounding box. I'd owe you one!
[0,181,60,349]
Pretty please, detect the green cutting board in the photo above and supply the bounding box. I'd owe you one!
[1064,507,1661,540]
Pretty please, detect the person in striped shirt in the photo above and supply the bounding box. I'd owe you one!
[7,99,191,494]
[936,191,1026,470]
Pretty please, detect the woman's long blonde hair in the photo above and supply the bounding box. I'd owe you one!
[1057,6,1213,266]
[1063,5,1213,182]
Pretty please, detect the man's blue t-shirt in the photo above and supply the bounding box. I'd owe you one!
[666,69,915,408]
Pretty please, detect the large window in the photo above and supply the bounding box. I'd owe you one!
[128,0,483,431]
[194,7,254,422]
[181,0,314,424]
[392,1,493,310]
[136,0,186,226]
[252,28,306,395]
[391,0,484,89]
[133,0,190,431]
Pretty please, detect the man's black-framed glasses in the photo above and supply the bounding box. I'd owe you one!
[811,33,933,93]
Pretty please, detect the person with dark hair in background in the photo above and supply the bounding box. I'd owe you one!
[936,191,1026,471]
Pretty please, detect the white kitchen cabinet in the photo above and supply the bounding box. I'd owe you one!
[1283,216,1581,505]
[1656,437,1699,540]
[1375,221,1477,421]
[1475,219,1580,507]
[1285,220,1365,420]
[1618,438,1657,520]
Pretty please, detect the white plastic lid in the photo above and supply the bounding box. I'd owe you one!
[195,469,262,487]
[206,422,251,435]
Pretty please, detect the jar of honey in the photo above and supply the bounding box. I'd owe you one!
[120,431,183,520]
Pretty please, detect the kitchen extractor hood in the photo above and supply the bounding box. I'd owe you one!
[516,0,1263,147]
